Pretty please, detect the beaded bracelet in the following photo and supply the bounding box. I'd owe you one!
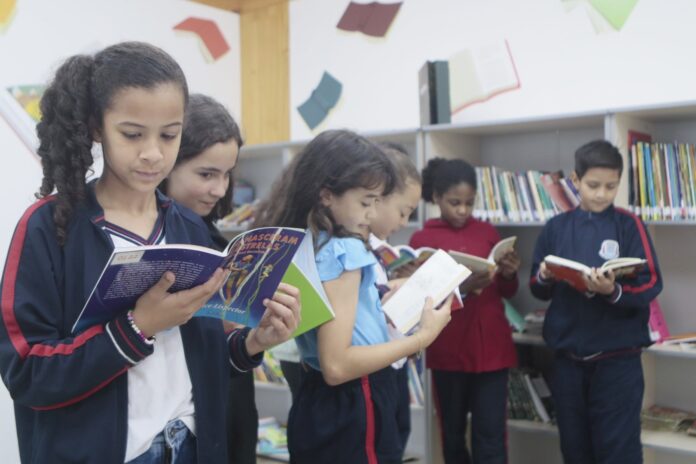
[127,310,156,345]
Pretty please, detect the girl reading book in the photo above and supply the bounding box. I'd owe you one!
[0,43,299,464]
[368,142,422,453]
[160,93,260,464]
[409,157,520,464]
[253,130,452,463]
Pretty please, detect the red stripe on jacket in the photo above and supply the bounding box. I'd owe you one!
[28,325,103,358]
[1,197,54,359]
[31,367,128,411]
[616,208,658,294]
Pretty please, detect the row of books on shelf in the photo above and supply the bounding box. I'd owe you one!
[642,405,696,437]
[629,141,696,221]
[508,368,555,424]
[216,200,258,230]
[473,167,579,224]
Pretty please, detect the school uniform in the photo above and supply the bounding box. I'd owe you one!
[410,217,518,464]
[208,222,259,464]
[288,235,402,464]
[369,234,412,454]
[0,182,262,464]
[530,205,662,464]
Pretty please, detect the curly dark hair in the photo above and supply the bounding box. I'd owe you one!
[421,157,477,203]
[36,41,188,244]
[159,93,243,222]
[252,129,397,249]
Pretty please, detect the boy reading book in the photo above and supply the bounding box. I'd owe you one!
[543,254,647,293]
[530,140,663,463]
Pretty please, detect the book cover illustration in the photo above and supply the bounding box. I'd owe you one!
[449,39,520,114]
[197,228,307,327]
[173,17,230,61]
[373,244,434,275]
[336,1,402,38]
[73,227,306,334]
[297,71,342,130]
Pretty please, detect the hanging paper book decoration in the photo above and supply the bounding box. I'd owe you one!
[0,0,17,33]
[336,1,402,38]
[173,17,230,61]
[297,72,342,130]
[561,0,639,33]
[0,85,45,158]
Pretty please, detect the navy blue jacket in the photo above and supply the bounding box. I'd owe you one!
[0,185,260,463]
[529,206,662,356]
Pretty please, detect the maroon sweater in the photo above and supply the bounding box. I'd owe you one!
[410,218,518,372]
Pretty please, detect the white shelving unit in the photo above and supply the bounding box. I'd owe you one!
[236,103,696,464]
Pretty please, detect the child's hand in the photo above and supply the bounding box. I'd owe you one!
[585,268,616,295]
[415,296,452,348]
[496,250,520,279]
[460,270,494,294]
[246,283,301,355]
[133,268,229,337]
[539,262,555,281]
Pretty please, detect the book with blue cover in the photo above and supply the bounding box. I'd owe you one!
[72,227,334,334]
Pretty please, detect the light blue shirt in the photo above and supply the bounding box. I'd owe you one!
[296,234,390,371]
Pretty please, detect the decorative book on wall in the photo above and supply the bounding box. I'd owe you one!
[173,17,230,61]
[561,0,640,33]
[336,1,402,38]
[448,39,521,114]
[297,71,342,130]
[0,84,44,157]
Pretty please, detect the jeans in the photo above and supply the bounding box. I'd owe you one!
[127,419,197,464]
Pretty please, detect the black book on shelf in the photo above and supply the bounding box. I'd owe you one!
[418,60,451,125]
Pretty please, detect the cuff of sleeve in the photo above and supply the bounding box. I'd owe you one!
[605,283,622,304]
[106,313,155,365]
[228,327,264,373]
[536,269,553,285]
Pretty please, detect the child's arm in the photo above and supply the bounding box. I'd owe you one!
[0,223,227,410]
[316,269,450,386]
[529,224,555,300]
[602,216,663,307]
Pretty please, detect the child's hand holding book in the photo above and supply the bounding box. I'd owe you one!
[583,268,616,296]
[496,250,520,279]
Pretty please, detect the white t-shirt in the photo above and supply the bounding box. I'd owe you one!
[103,225,196,461]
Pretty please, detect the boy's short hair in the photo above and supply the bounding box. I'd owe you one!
[575,140,623,178]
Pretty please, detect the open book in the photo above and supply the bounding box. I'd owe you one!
[449,236,517,273]
[373,244,435,275]
[544,254,647,293]
[72,227,334,335]
[382,250,472,334]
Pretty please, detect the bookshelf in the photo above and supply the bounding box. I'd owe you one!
[231,104,696,464]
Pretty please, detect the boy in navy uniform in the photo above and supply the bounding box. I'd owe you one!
[530,140,662,464]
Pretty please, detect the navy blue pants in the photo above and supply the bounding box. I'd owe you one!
[395,363,411,453]
[226,370,257,464]
[432,369,509,464]
[288,366,403,464]
[552,351,644,464]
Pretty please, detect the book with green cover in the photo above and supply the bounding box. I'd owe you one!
[280,230,335,337]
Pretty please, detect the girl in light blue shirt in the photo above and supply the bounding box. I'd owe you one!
[253,130,452,464]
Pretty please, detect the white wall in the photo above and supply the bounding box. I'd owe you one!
[0,1,240,462]
[290,0,696,139]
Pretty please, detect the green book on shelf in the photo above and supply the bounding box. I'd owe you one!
[504,299,525,333]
